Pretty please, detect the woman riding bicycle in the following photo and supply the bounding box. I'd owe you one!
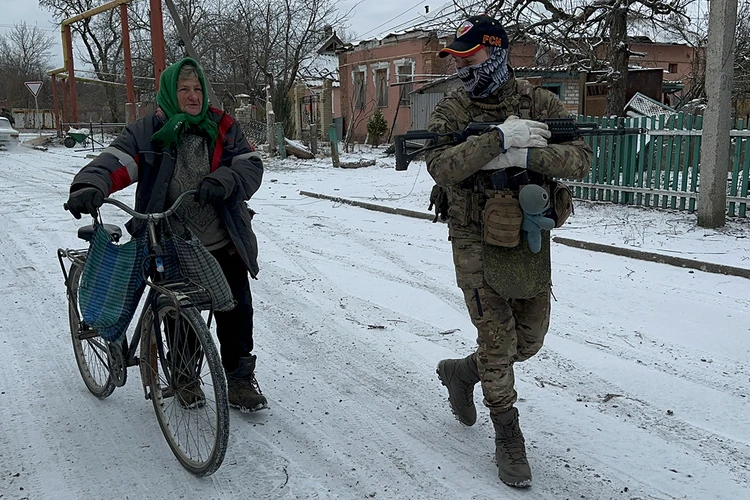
[65,57,267,413]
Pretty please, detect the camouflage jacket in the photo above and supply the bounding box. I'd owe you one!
[425,73,593,236]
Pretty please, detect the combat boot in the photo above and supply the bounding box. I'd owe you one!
[227,355,268,412]
[436,354,480,426]
[491,407,532,488]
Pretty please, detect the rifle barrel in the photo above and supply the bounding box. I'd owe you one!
[579,127,646,135]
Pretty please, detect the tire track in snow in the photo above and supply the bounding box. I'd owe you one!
[250,221,515,499]
[248,209,676,499]
[0,149,317,499]
[267,202,463,309]
[520,345,750,491]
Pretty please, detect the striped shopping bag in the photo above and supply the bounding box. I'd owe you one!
[78,225,149,342]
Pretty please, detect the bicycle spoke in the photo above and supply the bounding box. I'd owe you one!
[84,338,109,365]
[68,262,115,399]
[142,303,228,475]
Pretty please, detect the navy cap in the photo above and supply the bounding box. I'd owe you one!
[439,15,508,58]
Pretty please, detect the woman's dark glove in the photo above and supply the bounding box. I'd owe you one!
[195,177,226,206]
[65,187,105,219]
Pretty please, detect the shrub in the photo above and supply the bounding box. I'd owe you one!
[366,109,387,146]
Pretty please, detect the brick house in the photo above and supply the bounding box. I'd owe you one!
[342,32,699,135]
[509,36,698,107]
[337,30,452,142]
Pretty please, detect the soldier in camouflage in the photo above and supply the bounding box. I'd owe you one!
[427,15,592,488]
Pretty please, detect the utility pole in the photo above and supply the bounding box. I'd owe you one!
[698,0,738,228]
[163,0,221,108]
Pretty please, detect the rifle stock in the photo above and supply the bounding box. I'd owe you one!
[394,118,646,171]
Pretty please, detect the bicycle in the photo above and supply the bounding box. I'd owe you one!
[57,190,230,476]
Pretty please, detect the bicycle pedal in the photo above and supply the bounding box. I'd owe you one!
[106,341,127,387]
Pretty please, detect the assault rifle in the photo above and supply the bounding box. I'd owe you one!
[394,117,646,171]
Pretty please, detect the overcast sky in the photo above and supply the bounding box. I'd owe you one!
[0,0,433,54]
[0,0,436,71]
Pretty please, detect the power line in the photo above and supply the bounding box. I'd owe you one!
[358,0,428,39]
[376,2,458,36]
[365,0,486,39]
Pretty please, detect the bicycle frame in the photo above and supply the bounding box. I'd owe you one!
[58,190,216,399]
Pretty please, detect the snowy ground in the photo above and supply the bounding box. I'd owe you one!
[1,137,749,500]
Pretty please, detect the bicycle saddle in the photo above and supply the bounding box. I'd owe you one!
[77,224,123,243]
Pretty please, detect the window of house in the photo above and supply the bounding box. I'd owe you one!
[375,68,388,107]
[668,63,678,73]
[353,71,366,109]
[397,65,413,106]
[542,83,562,97]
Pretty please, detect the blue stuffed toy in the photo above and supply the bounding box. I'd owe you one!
[518,184,555,253]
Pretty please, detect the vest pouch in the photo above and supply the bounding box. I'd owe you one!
[483,191,522,247]
[483,231,551,299]
[551,180,574,228]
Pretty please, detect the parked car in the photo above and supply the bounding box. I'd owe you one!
[0,117,19,150]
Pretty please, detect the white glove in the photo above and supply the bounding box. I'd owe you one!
[493,115,551,151]
[481,147,529,170]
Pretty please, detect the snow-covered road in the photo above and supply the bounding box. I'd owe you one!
[1,143,749,499]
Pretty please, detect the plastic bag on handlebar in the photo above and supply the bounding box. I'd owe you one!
[78,225,149,342]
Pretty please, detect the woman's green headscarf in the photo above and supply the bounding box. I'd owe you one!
[150,57,218,149]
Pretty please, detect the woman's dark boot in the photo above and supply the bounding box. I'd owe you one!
[226,355,268,412]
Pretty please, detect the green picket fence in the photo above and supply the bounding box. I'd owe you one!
[564,112,750,217]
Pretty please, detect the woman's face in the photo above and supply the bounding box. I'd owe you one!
[177,76,203,116]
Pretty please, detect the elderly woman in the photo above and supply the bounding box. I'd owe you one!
[65,57,266,412]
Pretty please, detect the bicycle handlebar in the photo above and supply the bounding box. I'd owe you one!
[102,190,197,219]
[64,190,197,220]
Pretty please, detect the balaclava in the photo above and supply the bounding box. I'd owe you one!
[457,46,510,100]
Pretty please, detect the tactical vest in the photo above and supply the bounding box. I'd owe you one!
[450,79,537,124]
[454,79,553,299]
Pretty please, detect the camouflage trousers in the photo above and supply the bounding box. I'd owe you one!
[451,229,551,413]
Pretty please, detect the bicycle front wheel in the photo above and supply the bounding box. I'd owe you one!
[140,298,229,476]
[67,261,116,399]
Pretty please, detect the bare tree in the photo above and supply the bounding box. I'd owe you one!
[509,0,697,116]
[342,94,377,152]
[734,1,750,102]
[208,0,347,130]
[39,0,348,126]
[40,0,126,121]
[415,0,697,116]
[0,23,54,108]
[162,0,214,72]
[645,0,749,109]
[665,6,707,104]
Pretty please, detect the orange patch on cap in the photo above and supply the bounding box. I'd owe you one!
[482,34,505,47]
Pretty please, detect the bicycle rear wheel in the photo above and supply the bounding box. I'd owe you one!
[140,297,229,476]
[67,261,116,399]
